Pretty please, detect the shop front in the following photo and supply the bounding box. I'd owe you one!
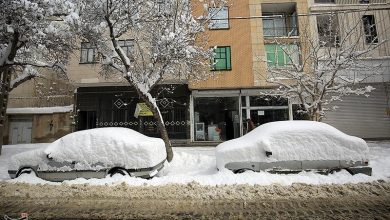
[191,89,292,142]
[75,85,189,140]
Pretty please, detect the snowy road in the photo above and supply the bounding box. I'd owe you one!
[1,181,389,219]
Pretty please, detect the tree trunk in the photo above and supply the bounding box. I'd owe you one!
[0,68,11,155]
[138,92,173,162]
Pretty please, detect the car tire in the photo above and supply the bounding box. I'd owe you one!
[327,168,342,175]
[109,168,130,177]
[234,168,254,174]
[16,168,37,178]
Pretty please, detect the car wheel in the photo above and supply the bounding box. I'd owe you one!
[109,168,130,177]
[16,168,37,178]
[233,168,254,174]
[327,168,341,175]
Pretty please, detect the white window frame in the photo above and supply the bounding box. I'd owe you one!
[208,6,229,30]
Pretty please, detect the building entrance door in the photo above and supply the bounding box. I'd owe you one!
[9,120,32,144]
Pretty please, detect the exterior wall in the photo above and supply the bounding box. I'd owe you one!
[250,0,310,87]
[309,0,390,138]
[189,0,254,89]
[189,0,310,90]
[6,67,74,145]
[310,2,390,63]
[8,69,74,108]
[67,50,125,86]
[4,112,72,145]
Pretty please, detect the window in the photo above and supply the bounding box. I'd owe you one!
[118,39,134,59]
[263,14,287,37]
[80,42,97,63]
[314,0,335,3]
[362,15,378,44]
[360,0,370,3]
[262,13,298,37]
[265,44,299,67]
[208,7,229,29]
[212,46,231,70]
[317,14,340,47]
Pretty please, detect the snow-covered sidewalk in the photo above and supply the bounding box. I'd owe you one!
[0,141,389,186]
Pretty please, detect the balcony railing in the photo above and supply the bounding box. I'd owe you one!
[263,27,299,38]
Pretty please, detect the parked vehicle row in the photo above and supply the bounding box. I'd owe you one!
[8,121,372,181]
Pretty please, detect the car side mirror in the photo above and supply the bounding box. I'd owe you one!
[265,151,272,157]
[46,154,53,160]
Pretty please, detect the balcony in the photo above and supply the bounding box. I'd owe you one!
[262,3,299,38]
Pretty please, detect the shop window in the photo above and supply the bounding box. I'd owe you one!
[209,7,229,29]
[211,46,231,71]
[194,97,239,141]
[265,44,299,67]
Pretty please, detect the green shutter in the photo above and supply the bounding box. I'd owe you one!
[212,46,231,70]
[277,46,286,66]
[265,44,276,67]
[226,46,231,69]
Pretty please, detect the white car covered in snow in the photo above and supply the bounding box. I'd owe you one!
[8,127,167,181]
[216,121,372,176]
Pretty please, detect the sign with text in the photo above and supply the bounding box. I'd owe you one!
[134,103,153,118]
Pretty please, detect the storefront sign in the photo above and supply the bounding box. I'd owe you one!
[134,103,153,118]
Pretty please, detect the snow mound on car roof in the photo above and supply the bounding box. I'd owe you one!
[216,121,369,170]
[44,127,166,169]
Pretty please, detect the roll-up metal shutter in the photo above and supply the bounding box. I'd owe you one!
[323,83,390,139]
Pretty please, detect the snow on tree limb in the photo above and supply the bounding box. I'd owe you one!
[0,0,79,89]
[10,65,39,89]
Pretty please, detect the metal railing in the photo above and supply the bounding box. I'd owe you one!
[263,27,299,38]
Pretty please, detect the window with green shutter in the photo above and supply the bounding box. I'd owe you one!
[212,46,231,71]
[265,44,299,67]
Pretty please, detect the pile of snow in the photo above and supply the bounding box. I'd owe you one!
[2,142,390,186]
[10,128,166,171]
[216,121,369,170]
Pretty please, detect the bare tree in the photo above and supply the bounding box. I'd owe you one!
[0,0,79,153]
[78,0,226,162]
[262,8,388,121]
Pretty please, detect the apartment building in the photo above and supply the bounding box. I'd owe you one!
[309,0,390,138]
[189,0,309,142]
[4,0,389,145]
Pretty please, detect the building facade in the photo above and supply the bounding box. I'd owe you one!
[3,0,390,145]
[309,0,390,138]
[4,71,74,144]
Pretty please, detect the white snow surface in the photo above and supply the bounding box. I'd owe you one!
[216,121,369,170]
[9,128,166,172]
[0,142,389,186]
[6,105,73,114]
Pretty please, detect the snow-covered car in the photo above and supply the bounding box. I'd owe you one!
[216,121,372,176]
[8,127,167,181]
